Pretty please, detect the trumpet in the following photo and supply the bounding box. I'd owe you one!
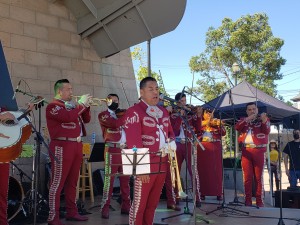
[167,144,188,199]
[72,95,112,106]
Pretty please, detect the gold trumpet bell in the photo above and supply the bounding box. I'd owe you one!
[88,98,113,106]
[72,95,112,106]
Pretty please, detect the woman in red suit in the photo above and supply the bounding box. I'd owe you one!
[197,109,226,201]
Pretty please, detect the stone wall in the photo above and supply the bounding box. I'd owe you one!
[0,0,138,194]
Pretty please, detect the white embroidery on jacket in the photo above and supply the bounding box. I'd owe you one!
[143,117,156,127]
[124,111,139,128]
[50,105,62,115]
[61,122,76,129]
[142,135,155,145]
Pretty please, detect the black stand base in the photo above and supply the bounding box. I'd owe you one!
[228,196,244,206]
[277,218,285,225]
[161,206,209,224]
[206,202,249,215]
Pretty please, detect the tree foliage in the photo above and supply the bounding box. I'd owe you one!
[189,13,286,102]
[131,46,168,95]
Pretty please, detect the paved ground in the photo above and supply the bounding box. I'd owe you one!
[10,164,300,225]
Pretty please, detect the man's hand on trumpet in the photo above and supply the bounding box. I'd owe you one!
[78,94,93,107]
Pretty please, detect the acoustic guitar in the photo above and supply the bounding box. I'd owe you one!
[0,96,45,162]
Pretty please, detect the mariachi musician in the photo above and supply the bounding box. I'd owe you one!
[98,94,130,219]
[123,77,176,225]
[197,108,226,202]
[169,93,202,203]
[46,79,91,224]
[235,102,270,207]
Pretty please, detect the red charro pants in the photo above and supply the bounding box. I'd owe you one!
[101,146,130,212]
[176,142,192,178]
[241,147,265,203]
[48,140,83,222]
[130,172,166,225]
[0,163,9,225]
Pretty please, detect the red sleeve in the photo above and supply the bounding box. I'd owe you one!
[81,106,91,123]
[98,111,123,129]
[46,102,83,123]
[170,113,182,133]
[261,118,271,134]
[235,118,247,132]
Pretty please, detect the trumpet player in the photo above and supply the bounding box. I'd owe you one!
[235,102,270,207]
[46,79,91,225]
[98,94,130,219]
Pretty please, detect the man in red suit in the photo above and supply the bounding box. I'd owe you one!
[123,77,176,225]
[98,94,130,219]
[235,102,270,207]
[169,93,202,204]
[46,79,91,225]
[0,109,15,225]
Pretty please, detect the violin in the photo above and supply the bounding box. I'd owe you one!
[115,108,127,118]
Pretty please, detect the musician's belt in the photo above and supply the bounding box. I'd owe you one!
[243,143,267,148]
[175,138,186,143]
[202,138,221,142]
[54,136,82,142]
[106,142,126,149]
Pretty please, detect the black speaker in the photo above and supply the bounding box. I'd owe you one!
[275,189,300,208]
[283,113,300,130]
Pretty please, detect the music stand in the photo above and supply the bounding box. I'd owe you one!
[88,142,105,162]
[87,142,108,211]
[108,148,168,225]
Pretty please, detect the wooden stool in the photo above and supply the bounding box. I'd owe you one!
[76,143,94,202]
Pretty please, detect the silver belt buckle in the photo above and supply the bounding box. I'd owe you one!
[76,136,81,142]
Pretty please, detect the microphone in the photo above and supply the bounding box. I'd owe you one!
[159,94,177,103]
[17,108,32,121]
[12,80,21,100]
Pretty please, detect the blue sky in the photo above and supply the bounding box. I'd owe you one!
[132,0,300,105]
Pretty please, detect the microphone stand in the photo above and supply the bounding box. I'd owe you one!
[206,110,249,216]
[276,123,285,225]
[161,103,209,224]
[15,90,56,225]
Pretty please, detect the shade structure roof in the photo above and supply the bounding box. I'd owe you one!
[62,0,187,58]
[202,81,300,123]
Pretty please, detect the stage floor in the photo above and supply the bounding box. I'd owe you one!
[10,165,300,225]
[26,189,300,225]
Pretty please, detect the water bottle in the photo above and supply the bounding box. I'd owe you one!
[91,132,96,144]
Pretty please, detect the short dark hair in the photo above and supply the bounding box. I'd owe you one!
[107,93,119,100]
[293,129,300,134]
[140,77,157,89]
[246,102,256,109]
[175,92,186,101]
[54,79,69,94]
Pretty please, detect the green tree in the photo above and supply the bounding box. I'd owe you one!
[131,45,168,95]
[189,13,286,102]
